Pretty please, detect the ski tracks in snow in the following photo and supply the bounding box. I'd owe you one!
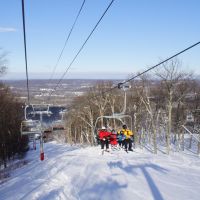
[20,149,81,200]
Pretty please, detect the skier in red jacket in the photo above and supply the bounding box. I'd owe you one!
[109,129,118,149]
[98,126,111,151]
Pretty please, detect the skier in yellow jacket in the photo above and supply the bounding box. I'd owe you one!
[120,124,134,152]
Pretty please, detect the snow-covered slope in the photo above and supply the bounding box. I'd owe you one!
[0,141,200,200]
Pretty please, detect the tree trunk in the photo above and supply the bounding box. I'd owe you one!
[166,96,172,154]
[177,129,181,152]
[181,129,184,151]
[152,124,157,154]
[189,135,192,149]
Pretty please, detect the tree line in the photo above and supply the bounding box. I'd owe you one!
[0,82,30,168]
[0,52,29,169]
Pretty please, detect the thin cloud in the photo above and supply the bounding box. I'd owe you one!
[0,27,17,32]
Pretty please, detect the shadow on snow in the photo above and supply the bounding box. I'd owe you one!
[107,161,168,200]
[78,177,127,200]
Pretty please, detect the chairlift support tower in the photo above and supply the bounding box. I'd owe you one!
[21,104,52,161]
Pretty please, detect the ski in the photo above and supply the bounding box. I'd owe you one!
[101,149,113,155]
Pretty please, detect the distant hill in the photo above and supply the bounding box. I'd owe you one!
[1,79,122,105]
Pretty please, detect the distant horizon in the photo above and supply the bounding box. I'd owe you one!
[2,75,200,82]
[2,78,124,81]
[1,71,200,81]
[0,71,131,80]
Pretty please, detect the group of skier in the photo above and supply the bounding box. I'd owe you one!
[98,124,134,152]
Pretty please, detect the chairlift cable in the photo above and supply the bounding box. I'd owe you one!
[64,40,200,112]
[105,41,200,93]
[48,0,86,82]
[21,0,30,104]
[48,0,115,97]
[123,41,200,85]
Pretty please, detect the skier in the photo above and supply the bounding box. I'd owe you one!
[120,124,134,152]
[98,126,111,152]
[109,129,118,150]
[117,130,126,148]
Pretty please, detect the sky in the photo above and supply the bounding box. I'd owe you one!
[0,141,200,200]
[0,0,200,80]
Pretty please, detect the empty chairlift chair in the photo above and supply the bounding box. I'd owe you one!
[21,120,42,141]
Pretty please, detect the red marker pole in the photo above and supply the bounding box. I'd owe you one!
[40,132,44,161]
[39,111,44,161]
[40,152,44,161]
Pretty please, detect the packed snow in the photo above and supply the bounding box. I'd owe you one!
[0,141,200,200]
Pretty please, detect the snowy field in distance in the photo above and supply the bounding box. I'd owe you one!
[0,141,200,200]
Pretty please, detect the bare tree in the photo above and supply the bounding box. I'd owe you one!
[132,75,159,154]
[89,82,110,127]
[155,58,192,154]
[0,49,8,76]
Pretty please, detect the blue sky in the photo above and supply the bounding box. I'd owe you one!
[0,0,200,80]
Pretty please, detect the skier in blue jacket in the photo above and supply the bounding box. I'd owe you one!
[117,130,126,148]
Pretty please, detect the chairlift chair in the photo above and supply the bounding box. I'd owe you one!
[52,120,65,131]
[31,104,52,116]
[24,104,52,120]
[118,82,131,91]
[21,119,42,135]
[94,82,132,143]
[94,114,133,145]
